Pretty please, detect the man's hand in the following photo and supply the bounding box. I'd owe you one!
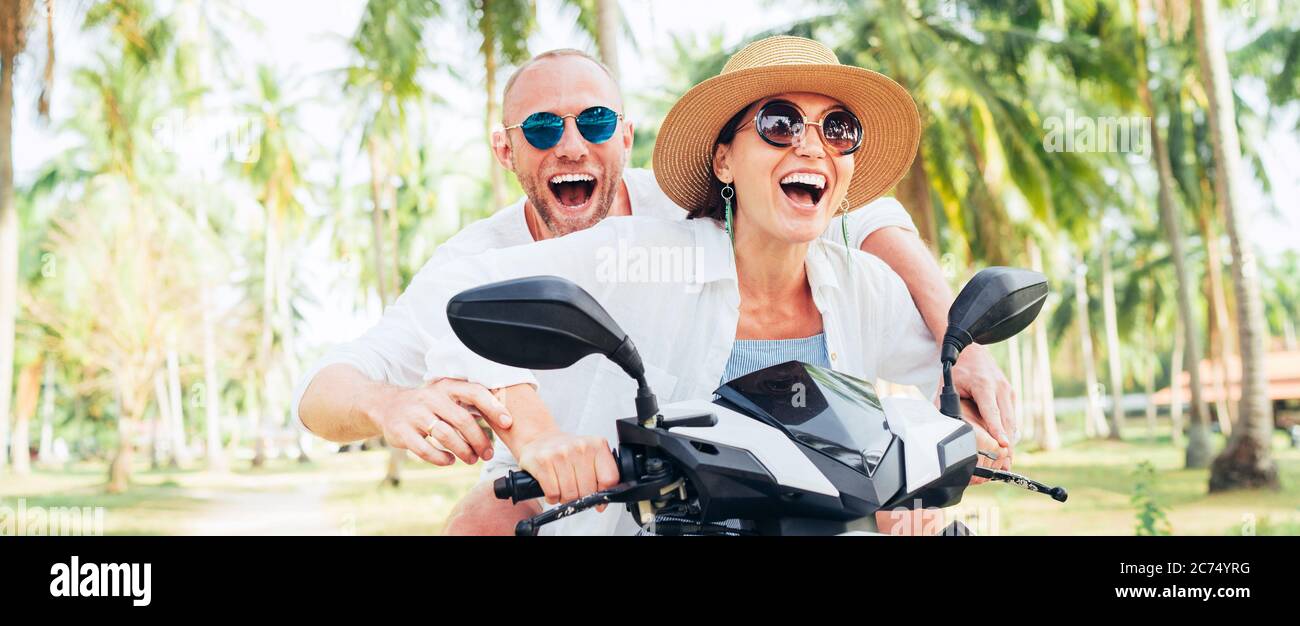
[952,343,1017,451]
[360,378,513,466]
[517,430,620,510]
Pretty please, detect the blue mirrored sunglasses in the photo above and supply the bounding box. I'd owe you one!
[504,106,623,150]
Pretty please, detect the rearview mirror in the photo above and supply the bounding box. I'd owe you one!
[943,267,1049,363]
[446,275,641,375]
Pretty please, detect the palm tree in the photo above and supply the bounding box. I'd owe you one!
[236,64,312,468]
[27,187,205,491]
[1195,0,1280,491]
[1261,252,1299,351]
[1073,254,1107,438]
[343,0,445,485]
[560,0,629,77]
[1,0,49,474]
[593,0,619,78]
[1132,0,1214,466]
[344,0,441,307]
[23,40,205,489]
[1100,230,1124,439]
[468,0,534,209]
[1027,236,1059,450]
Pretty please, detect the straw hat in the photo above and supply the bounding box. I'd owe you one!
[652,36,920,213]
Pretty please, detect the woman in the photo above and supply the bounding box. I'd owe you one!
[419,36,994,535]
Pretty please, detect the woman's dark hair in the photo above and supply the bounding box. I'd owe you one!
[687,100,760,222]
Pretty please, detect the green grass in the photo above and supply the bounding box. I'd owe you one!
[957,431,1300,536]
[2,433,1297,535]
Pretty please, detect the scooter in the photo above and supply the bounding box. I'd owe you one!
[446,267,1068,536]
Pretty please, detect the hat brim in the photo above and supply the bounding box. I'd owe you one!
[652,64,921,214]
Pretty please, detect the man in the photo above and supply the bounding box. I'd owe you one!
[294,48,1016,534]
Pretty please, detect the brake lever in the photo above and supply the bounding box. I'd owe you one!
[973,466,1068,502]
[513,473,680,537]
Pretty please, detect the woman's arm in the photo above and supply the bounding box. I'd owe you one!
[860,226,1018,449]
[492,382,621,507]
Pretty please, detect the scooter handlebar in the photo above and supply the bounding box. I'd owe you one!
[493,470,544,504]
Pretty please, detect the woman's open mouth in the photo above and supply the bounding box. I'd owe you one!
[548,173,598,211]
[779,172,827,209]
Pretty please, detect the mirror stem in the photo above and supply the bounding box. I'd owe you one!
[939,361,962,419]
[938,328,970,419]
[635,376,659,427]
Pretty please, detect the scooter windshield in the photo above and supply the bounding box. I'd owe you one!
[715,361,895,476]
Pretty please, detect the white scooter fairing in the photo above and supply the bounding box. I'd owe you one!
[604,360,982,532]
[449,270,1064,536]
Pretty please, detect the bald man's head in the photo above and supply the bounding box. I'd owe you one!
[502,49,621,118]
[492,50,634,237]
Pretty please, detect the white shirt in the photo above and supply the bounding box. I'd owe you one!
[406,215,939,535]
[291,168,917,425]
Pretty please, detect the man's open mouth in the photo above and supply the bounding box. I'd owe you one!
[549,173,597,209]
[779,172,826,207]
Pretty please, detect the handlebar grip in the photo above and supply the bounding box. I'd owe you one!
[493,470,544,503]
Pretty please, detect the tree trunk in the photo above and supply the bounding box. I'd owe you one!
[366,135,391,306]
[202,303,226,471]
[108,412,133,494]
[1144,338,1157,440]
[0,45,17,475]
[1144,278,1159,440]
[595,0,620,80]
[1101,237,1124,439]
[274,229,308,464]
[1133,0,1212,467]
[1170,314,1185,446]
[250,381,266,468]
[895,146,938,252]
[1197,201,1236,434]
[167,347,189,466]
[1029,239,1059,450]
[1284,317,1297,351]
[10,357,40,474]
[383,446,403,487]
[37,359,53,464]
[108,385,140,494]
[1195,0,1279,491]
[366,140,400,483]
[482,12,505,211]
[383,141,400,300]
[1075,262,1107,438]
[254,205,278,469]
[152,370,170,468]
[1020,331,1037,442]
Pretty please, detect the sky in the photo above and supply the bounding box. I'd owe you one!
[10,0,1299,349]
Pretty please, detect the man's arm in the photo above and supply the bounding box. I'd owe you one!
[860,226,1018,450]
[292,238,518,465]
[299,363,512,465]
